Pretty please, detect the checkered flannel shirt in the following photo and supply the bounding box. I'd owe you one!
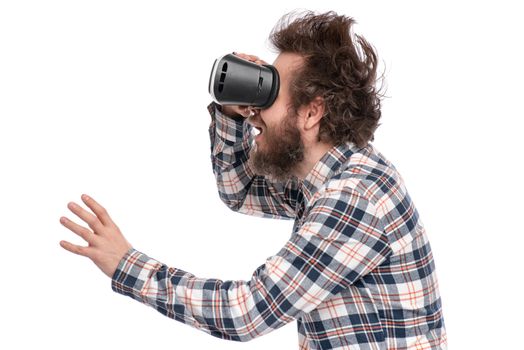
[111,102,447,349]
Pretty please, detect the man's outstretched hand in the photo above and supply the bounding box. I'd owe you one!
[59,194,133,279]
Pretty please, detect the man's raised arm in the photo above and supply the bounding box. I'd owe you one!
[208,101,299,219]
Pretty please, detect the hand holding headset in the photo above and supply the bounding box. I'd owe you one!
[208,52,280,110]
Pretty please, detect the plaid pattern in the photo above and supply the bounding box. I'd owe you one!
[111,102,447,349]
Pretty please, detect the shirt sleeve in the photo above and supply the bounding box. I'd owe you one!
[207,102,299,219]
[111,187,392,342]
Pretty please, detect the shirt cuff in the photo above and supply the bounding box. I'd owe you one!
[111,247,165,302]
[207,101,246,143]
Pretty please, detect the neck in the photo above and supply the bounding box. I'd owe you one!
[294,141,335,180]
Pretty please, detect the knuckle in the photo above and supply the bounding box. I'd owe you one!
[86,217,96,227]
[78,246,92,257]
[87,220,101,232]
[77,229,86,239]
[100,204,107,211]
[81,229,92,240]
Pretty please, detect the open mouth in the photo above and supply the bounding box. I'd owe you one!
[253,126,263,136]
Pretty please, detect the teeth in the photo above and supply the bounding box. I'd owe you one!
[253,127,261,136]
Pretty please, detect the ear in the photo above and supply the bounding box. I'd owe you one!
[302,96,325,131]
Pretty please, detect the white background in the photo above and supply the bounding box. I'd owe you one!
[1,1,523,349]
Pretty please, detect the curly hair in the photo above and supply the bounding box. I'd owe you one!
[269,11,386,148]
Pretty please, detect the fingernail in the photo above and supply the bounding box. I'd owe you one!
[82,194,89,201]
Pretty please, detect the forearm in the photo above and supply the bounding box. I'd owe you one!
[208,102,255,209]
[111,248,293,342]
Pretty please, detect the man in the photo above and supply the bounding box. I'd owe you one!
[59,11,447,349]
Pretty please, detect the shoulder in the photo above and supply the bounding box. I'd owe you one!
[313,143,419,231]
[316,143,424,252]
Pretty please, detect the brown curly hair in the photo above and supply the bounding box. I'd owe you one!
[269,11,386,148]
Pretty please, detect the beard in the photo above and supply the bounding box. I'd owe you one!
[247,112,304,182]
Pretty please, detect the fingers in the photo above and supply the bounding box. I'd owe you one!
[60,216,98,245]
[233,52,255,60]
[237,106,251,118]
[222,105,251,118]
[59,194,120,261]
[233,52,268,66]
[67,200,104,233]
[59,240,91,258]
[81,194,116,228]
[239,106,259,118]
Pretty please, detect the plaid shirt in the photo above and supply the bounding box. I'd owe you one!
[111,102,447,349]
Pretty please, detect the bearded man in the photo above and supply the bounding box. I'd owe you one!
[60,10,447,350]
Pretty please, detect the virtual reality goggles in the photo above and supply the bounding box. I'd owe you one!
[208,53,280,109]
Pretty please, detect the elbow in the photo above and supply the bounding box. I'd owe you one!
[232,331,256,343]
[218,193,245,213]
[238,335,255,343]
[206,327,256,343]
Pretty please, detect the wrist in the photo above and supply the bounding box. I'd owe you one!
[220,105,237,116]
[217,104,245,122]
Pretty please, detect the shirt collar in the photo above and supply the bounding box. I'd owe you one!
[299,141,364,204]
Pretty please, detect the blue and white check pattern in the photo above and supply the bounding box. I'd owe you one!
[111,102,447,349]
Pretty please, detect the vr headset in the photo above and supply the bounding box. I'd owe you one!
[208,53,280,109]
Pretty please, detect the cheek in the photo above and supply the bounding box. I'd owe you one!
[261,101,288,126]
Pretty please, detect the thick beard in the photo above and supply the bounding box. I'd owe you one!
[248,114,304,182]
